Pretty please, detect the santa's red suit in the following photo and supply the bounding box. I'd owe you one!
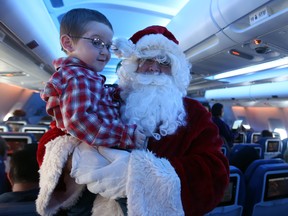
[36,26,229,216]
[36,98,229,216]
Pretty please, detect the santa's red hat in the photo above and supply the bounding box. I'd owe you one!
[112,25,191,95]
[129,25,179,45]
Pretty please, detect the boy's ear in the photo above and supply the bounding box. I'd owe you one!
[61,34,74,53]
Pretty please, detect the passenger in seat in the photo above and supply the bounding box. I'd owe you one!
[0,144,39,203]
[0,137,10,194]
[211,103,238,149]
[260,129,273,138]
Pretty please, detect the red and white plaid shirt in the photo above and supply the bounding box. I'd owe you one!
[41,57,136,149]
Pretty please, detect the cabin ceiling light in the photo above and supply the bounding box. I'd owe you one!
[0,71,27,77]
[206,56,288,80]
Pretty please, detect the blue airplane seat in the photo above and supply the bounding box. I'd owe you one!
[0,132,37,155]
[244,158,284,183]
[246,131,261,143]
[205,166,245,216]
[281,138,288,156]
[233,132,247,144]
[19,124,50,141]
[221,144,230,158]
[244,163,288,216]
[231,143,264,160]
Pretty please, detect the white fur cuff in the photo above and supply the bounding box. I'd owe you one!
[127,150,184,216]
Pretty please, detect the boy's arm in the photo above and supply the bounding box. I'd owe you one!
[61,76,137,149]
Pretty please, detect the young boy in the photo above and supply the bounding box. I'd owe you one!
[41,8,145,150]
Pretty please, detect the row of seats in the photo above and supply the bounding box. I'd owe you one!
[234,131,281,144]
[221,138,287,160]
[0,120,50,156]
[206,159,288,216]
[0,132,37,155]
[0,121,50,133]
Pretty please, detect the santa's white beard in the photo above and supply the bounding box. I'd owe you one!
[120,73,186,140]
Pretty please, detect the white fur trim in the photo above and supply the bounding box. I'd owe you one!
[127,150,184,216]
[113,38,136,58]
[36,135,84,216]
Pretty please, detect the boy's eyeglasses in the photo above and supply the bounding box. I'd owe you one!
[69,35,112,52]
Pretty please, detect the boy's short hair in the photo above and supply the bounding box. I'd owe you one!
[60,8,113,41]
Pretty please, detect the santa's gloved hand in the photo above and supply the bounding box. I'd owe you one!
[83,146,130,199]
[70,142,110,182]
[134,126,146,149]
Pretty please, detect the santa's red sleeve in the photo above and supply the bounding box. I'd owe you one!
[147,98,230,216]
[37,120,66,167]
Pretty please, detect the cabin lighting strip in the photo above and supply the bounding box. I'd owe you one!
[206,56,288,80]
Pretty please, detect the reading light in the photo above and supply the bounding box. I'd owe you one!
[206,56,288,80]
[253,39,262,45]
[229,49,254,60]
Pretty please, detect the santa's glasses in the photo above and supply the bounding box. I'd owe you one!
[138,55,171,68]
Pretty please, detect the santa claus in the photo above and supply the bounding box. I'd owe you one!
[36,25,229,216]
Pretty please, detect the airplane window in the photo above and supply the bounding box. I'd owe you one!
[273,128,287,140]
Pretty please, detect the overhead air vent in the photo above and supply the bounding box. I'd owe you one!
[26,40,39,50]
[50,0,64,8]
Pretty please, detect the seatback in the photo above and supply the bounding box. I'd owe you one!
[0,202,39,215]
[5,120,28,132]
[246,132,261,143]
[244,158,285,184]
[205,166,245,216]
[233,132,247,144]
[231,143,264,159]
[0,132,37,155]
[244,163,288,216]
[0,122,11,132]
[258,138,283,159]
[19,124,49,142]
[221,144,230,159]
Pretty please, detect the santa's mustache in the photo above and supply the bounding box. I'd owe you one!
[132,73,173,87]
